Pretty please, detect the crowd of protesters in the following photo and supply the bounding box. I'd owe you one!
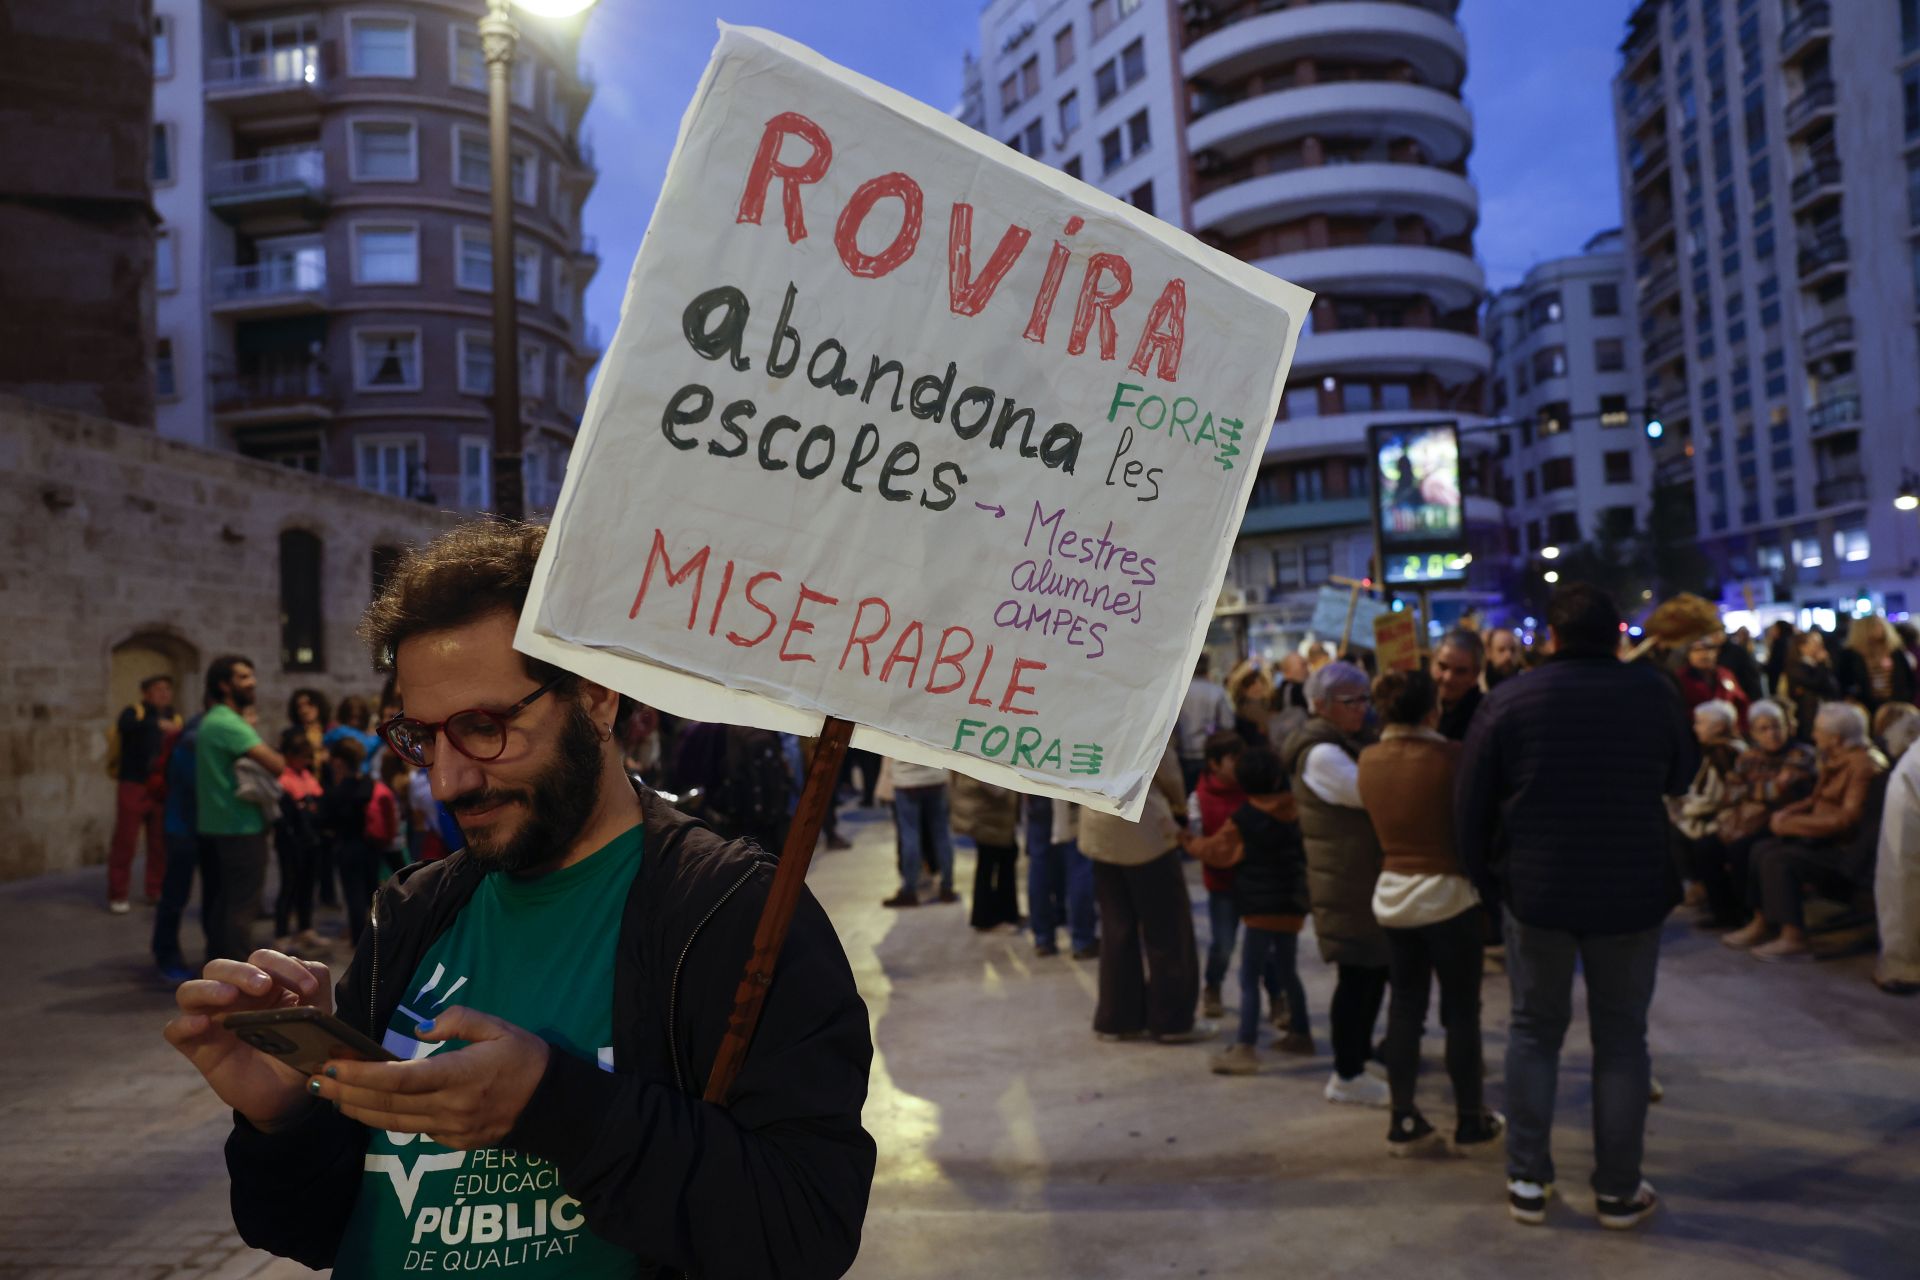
[111,579,1920,1232]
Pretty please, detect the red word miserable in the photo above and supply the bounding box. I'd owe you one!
[629,530,1048,716]
[734,110,1190,382]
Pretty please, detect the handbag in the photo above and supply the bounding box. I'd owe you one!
[233,756,284,817]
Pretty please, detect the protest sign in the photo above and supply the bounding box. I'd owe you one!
[1372,611,1420,672]
[1307,586,1388,649]
[517,24,1311,818]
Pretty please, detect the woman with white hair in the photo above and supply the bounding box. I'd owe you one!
[1668,700,1746,841]
[1688,699,1818,927]
[1725,702,1888,962]
[1278,661,1390,1107]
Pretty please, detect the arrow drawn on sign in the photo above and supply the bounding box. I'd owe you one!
[974,502,1006,518]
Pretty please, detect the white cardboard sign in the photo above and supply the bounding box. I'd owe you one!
[518,24,1310,818]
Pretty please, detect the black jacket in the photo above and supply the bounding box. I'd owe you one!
[1454,653,1696,935]
[1437,686,1484,742]
[1229,802,1310,920]
[224,781,875,1278]
[1835,647,1918,713]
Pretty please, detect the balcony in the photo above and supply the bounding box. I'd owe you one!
[1638,261,1679,304]
[1802,315,1854,359]
[1182,2,1469,89]
[210,260,328,316]
[1240,495,1371,537]
[1622,76,1664,128]
[1779,2,1831,60]
[1634,201,1674,249]
[1629,140,1670,189]
[1789,157,1841,209]
[208,150,327,222]
[1643,325,1683,368]
[1191,162,1478,242]
[1620,20,1659,74]
[1186,81,1474,169]
[1282,325,1492,385]
[1796,234,1848,283]
[1814,474,1866,508]
[212,364,336,426]
[1244,244,1485,312]
[206,50,325,121]
[1807,388,1862,435]
[1784,80,1836,137]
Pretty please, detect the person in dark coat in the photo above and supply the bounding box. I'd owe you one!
[1279,662,1390,1109]
[1431,629,1487,741]
[1718,631,1766,703]
[1455,582,1695,1230]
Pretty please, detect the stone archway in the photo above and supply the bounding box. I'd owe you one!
[108,628,200,717]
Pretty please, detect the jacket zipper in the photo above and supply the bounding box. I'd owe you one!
[668,864,760,1094]
[368,897,380,1033]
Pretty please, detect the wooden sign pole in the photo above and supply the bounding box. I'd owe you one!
[703,716,856,1103]
[1329,574,1369,654]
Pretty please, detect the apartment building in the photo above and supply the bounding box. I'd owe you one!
[974,0,1190,221]
[1181,0,1498,652]
[149,0,600,513]
[1486,229,1649,565]
[1615,0,1920,620]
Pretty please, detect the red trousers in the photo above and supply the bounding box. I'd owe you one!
[108,780,166,901]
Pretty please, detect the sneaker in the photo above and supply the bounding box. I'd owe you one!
[1596,1180,1660,1230]
[1721,919,1773,950]
[935,887,960,904]
[1751,936,1814,963]
[1324,1070,1390,1108]
[1071,942,1101,960]
[825,834,852,851]
[1387,1111,1444,1157]
[155,962,195,985]
[107,900,131,915]
[1201,985,1225,1019]
[881,889,920,909]
[1508,1178,1553,1226]
[1034,941,1060,958]
[1210,1043,1258,1075]
[1155,1019,1219,1045]
[1275,1030,1316,1056]
[1452,1110,1505,1152]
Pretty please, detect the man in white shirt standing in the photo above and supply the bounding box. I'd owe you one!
[1177,654,1236,793]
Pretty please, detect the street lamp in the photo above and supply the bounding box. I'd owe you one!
[1543,570,1561,584]
[482,0,597,519]
[1896,470,1920,512]
[1540,545,1561,560]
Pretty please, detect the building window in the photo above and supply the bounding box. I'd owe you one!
[1126,109,1150,156]
[1537,402,1569,435]
[999,74,1019,113]
[347,14,414,77]
[1527,291,1562,327]
[1547,512,1581,543]
[1293,466,1325,503]
[152,123,173,184]
[1129,181,1154,216]
[512,55,534,108]
[1835,525,1869,564]
[353,329,421,391]
[1302,543,1332,583]
[1120,38,1145,87]
[1023,118,1044,156]
[349,119,418,181]
[1094,58,1118,106]
[521,340,546,400]
[1906,66,1920,141]
[1090,0,1116,41]
[1600,393,1629,427]
[457,226,491,290]
[279,529,325,672]
[1058,90,1080,138]
[1594,338,1625,372]
[1541,457,1576,492]
[352,223,419,284]
[1905,0,1920,53]
[1273,547,1302,591]
[1604,450,1634,484]
[1283,386,1318,419]
[1054,25,1075,72]
[459,436,492,510]
[1021,55,1039,100]
[154,338,176,398]
[357,435,423,499]
[1099,127,1122,174]
[1792,535,1823,568]
[1062,155,1081,180]
[153,15,172,78]
[156,230,176,293]
[455,128,489,188]
[451,26,485,90]
[1590,282,1619,316]
[1531,347,1566,382]
[458,331,494,394]
[1600,506,1636,539]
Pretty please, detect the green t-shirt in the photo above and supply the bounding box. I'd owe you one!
[195,703,266,836]
[333,824,648,1279]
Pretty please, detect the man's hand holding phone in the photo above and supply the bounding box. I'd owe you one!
[164,948,334,1132]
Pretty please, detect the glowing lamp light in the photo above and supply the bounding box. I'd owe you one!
[1645,419,1664,440]
[1543,570,1560,584]
[1540,545,1561,560]
[1897,491,1919,512]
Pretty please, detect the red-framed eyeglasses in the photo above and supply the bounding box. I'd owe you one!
[378,674,566,768]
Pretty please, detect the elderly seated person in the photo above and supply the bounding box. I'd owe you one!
[1670,700,1744,916]
[1724,703,1888,962]
[1684,699,1817,928]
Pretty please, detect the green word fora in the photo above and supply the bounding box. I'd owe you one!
[953,719,1106,776]
[1106,383,1244,471]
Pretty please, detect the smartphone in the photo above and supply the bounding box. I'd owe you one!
[224,1006,398,1076]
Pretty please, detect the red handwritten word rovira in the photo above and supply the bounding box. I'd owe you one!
[735,112,1187,383]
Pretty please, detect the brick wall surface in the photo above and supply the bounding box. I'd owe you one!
[0,395,456,881]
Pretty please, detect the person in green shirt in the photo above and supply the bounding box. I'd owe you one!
[165,521,875,1279]
[194,655,285,962]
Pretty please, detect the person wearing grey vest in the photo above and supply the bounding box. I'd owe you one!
[1278,661,1390,1109]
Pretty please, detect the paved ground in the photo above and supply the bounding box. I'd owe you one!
[3,806,1916,1277]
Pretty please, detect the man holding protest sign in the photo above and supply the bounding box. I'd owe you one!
[165,522,876,1277]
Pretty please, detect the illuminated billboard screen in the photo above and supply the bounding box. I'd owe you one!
[1369,421,1469,587]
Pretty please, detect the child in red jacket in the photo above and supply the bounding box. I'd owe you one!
[1195,732,1246,1017]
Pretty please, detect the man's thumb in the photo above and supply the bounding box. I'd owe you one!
[414,1005,499,1042]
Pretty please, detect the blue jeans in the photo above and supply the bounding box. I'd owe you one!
[1238,926,1309,1046]
[1204,890,1290,998]
[894,786,954,894]
[151,830,202,969]
[1503,907,1662,1199]
[1028,824,1097,952]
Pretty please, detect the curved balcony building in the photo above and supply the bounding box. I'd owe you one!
[1181,0,1494,644]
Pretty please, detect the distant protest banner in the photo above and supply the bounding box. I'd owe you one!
[517,25,1311,818]
[1372,611,1420,673]
[1308,585,1388,650]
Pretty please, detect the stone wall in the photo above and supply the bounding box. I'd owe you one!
[0,395,456,881]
